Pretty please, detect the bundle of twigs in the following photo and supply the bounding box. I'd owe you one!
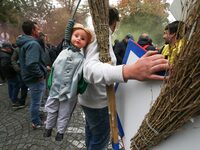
[88,0,119,147]
[130,1,200,149]
[87,0,110,62]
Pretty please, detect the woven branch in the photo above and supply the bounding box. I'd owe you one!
[88,0,110,63]
[130,0,200,149]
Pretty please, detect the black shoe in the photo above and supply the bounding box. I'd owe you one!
[43,129,52,137]
[12,102,19,106]
[55,132,64,141]
[12,102,25,109]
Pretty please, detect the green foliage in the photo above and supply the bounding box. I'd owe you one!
[0,0,54,25]
[0,0,54,43]
[0,0,20,24]
[114,12,168,47]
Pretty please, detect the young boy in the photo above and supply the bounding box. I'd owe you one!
[43,23,93,141]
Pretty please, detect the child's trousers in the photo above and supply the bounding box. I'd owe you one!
[45,97,77,133]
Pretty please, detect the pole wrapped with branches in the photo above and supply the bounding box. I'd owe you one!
[87,0,119,148]
[130,1,200,149]
[88,0,110,62]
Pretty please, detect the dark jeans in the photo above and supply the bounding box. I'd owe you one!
[7,75,20,103]
[41,77,49,107]
[0,69,6,82]
[81,106,110,150]
[19,75,28,105]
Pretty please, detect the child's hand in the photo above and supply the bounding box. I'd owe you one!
[47,66,51,72]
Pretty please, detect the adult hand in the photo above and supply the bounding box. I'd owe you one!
[123,51,169,81]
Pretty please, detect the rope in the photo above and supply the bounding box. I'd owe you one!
[146,117,159,135]
[63,0,82,48]
[72,0,82,19]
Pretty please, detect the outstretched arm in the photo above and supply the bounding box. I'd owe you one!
[123,51,169,81]
[83,39,168,85]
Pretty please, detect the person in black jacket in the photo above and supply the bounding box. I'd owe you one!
[0,46,6,84]
[113,33,134,65]
[11,46,28,107]
[137,33,157,51]
[0,42,22,108]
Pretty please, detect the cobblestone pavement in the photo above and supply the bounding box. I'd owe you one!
[0,83,87,150]
[0,82,123,150]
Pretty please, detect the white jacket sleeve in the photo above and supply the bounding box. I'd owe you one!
[83,37,125,85]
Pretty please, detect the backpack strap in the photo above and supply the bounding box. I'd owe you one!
[143,45,150,50]
[77,72,88,94]
[47,67,54,90]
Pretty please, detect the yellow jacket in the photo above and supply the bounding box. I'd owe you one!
[162,39,184,64]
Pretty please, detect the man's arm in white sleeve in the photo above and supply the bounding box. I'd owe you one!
[83,39,124,85]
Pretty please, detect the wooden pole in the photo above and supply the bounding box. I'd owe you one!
[106,85,119,145]
[87,0,119,148]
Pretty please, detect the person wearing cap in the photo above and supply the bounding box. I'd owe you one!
[43,23,93,141]
[114,33,134,65]
[11,44,28,108]
[0,42,21,107]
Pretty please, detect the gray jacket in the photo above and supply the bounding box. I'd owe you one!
[49,48,84,101]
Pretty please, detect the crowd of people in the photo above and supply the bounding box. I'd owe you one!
[113,21,185,66]
[0,6,186,150]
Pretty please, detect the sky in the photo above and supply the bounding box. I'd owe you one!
[166,0,176,22]
[109,0,174,5]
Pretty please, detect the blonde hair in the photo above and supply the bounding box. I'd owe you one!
[73,23,94,44]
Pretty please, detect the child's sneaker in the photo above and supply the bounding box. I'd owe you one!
[55,132,64,141]
[43,129,52,137]
[32,123,43,130]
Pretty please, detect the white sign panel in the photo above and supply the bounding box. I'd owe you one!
[116,40,200,150]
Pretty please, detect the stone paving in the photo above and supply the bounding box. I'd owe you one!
[0,82,123,150]
[0,83,86,150]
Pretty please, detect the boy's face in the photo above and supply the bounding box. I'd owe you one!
[32,24,41,38]
[71,29,89,49]
[110,21,118,33]
[163,30,170,44]
[163,29,175,44]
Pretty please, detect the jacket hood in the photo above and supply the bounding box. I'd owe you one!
[16,35,37,47]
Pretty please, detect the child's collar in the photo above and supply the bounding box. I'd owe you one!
[69,44,80,52]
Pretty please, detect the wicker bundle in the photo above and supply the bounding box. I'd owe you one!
[130,1,200,149]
